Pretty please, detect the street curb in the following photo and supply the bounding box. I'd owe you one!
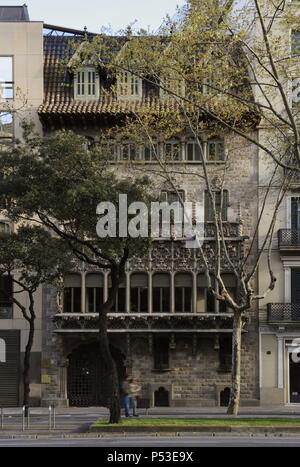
[89,425,300,435]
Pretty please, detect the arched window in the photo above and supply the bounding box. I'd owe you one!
[152,274,171,313]
[63,274,81,314]
[175,274,193,313]
[108,276,126,313]
[86,274,104,313]
[130,274,148,313]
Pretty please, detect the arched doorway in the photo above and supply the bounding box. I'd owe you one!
[67,342,126,407]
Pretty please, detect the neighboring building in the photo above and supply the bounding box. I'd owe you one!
[0,5,260,408]
[257,1,300,406]
[0,5,43,407]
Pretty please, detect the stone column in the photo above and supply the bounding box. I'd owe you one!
[81,272,86,313]
[148,273,152,313]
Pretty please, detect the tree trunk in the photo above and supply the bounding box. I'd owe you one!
[98,306,121,424]
[227,311,243,416]
[23,318,35,417]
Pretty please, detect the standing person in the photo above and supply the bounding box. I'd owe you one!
[122,375,141,417]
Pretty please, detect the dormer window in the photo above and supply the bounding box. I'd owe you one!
[117,71,142,99]
[74,67,100,100]
[160,76,185,99]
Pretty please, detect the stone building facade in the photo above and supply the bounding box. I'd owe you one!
[0,5,260,408]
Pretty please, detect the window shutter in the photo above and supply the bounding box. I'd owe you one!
[197,274,215,288]
[175,274,193,287]
[64,274,81,288]
[153,274,170,287]
[86,274,104,288]
[222,274,236,288]
[131,274,148,288]
[108,276,126,288]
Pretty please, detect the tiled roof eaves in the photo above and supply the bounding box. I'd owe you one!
[38,99,184,116]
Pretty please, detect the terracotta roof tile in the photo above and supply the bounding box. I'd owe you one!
[39,36,183,116]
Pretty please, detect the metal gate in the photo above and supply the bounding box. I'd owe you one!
[67,342,126,407]
[0,331,20,407]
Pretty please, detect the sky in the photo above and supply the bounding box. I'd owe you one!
[4,0,186,32]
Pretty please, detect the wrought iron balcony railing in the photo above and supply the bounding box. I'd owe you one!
[268,303,300,323]
[278,229,300,250]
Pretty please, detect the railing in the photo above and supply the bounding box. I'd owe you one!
[53,312,235,332]
[278,229,300,248]
[0,406,56,431]
[268,303,300,323]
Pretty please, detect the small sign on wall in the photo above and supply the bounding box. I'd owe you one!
[42,375,51,385]
[0,338,6,363]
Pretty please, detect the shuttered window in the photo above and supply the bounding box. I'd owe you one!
[63,274,82,313]
[86,274,104,313]
[153,274,171,313]
[108,276,126,313]
[130,274,148,313]
[175,274,193,313]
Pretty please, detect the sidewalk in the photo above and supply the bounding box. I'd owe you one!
[3,405,300,417]
[1,406,300,439]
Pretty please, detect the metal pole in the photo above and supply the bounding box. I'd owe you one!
[22,406,25,432]
[48,406,52,431]
[53,405,56,430]
[27,407,30,430]
[0,408,3,430]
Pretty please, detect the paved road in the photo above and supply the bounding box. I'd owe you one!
[1,436,300,447]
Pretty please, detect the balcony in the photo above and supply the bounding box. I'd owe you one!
[278,229,300,254]
[53,312,237,334]
[268,303,300,323]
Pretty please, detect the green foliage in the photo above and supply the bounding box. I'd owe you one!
[0,127,154,267]
[0,225,73,291]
